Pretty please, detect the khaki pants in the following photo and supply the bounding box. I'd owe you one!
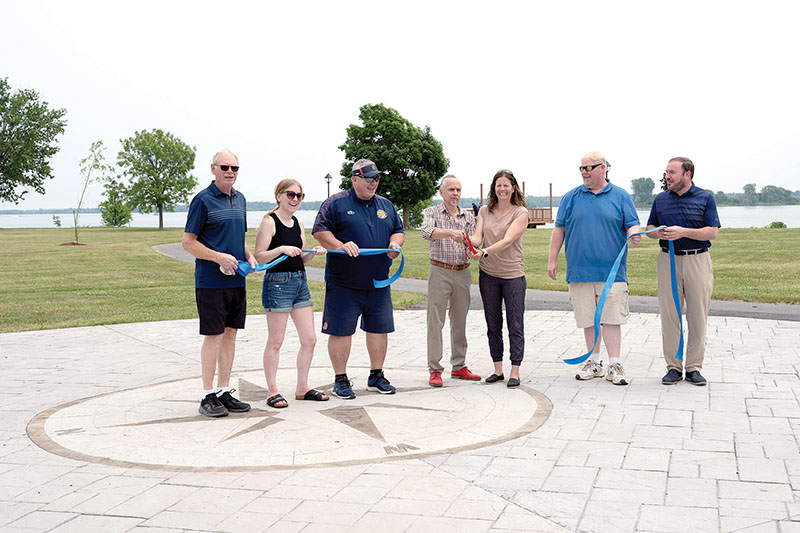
[657,251,714,372]
[427,264,471,373]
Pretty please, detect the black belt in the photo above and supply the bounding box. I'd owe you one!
[661,247,707,256]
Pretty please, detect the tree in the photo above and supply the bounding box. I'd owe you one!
[117,129,197,229]
[630,177,655,206]
[715,190,730,205]
[99,177,132,226]
[759,185,797,205]
[0,78,67,204]
[73,141,111,243]
[338,103,449,228]
[742,183,758,206]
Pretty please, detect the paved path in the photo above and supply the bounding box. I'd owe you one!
[3,311,800,532]
[1,245,798,532]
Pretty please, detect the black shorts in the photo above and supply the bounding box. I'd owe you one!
[195,287,247,335]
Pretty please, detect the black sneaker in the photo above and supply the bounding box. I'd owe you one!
[218,389,250,412]
[661,369,683,385]
[199,393,229,417]
[685,370,707,386]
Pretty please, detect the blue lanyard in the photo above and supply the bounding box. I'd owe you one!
[563,226,683,365]
[234,248,404,289]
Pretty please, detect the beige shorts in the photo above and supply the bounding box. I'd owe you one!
[568,281,629,329]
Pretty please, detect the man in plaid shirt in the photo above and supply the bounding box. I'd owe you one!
[421,175,481,387]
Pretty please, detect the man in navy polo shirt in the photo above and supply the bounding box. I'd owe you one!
[548,151,641,385]
[312,159,404,399]
[182,149,257,417]
[647,157,720,386]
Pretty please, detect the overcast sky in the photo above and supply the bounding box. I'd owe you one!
[2,0,799,210]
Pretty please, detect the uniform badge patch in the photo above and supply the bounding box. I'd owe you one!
[346,210,355,216]
[376,209,387,219]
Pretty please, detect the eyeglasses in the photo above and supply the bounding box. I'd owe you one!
[362,176,380,183]
[284,191,305,200]
[217,165,239,172]
[579,164,603,172]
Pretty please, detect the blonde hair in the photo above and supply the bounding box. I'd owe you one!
[580,151,606,165]
[268,178,304,214]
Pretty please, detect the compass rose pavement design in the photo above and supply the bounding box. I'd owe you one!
[28,367,552,472]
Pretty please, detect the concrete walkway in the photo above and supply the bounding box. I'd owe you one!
[1,246,798,532]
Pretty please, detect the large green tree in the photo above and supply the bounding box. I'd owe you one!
[338,103,449,228]
[630,177,655,206]
[0,78,67,203]
[759,185,797,205]
[742,183,758,206]
[117,129,197,229]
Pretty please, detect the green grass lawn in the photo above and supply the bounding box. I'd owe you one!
[0,228,425,333]
[1,226,797,333]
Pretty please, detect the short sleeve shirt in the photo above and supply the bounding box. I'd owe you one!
[647,184,721,251]
[555,181,639,283]
[312,188,404,290]
[420,204,475,266]
[184,181,248,288]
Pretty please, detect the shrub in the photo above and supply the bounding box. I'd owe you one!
[768,221,787,228]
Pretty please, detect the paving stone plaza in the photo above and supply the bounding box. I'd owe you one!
[2,299,800,532]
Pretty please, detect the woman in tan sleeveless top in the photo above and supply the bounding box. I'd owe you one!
[469,170,529,387]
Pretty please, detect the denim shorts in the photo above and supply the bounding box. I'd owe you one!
[261,271,312,312]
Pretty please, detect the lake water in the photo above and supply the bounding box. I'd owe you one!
[1,205,799,229]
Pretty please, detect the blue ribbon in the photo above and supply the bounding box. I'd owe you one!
[563,226,674,365]
[235,248,404,289]
[667,240,684,361]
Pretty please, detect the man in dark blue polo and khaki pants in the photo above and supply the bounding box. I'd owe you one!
[183,149,257,417]
[647,157,721,386]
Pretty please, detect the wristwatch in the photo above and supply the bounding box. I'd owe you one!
[482,249,489,258]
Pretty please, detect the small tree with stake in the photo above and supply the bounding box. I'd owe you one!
[73,140,113,244]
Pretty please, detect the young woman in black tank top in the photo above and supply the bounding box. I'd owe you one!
[254,179,327,408]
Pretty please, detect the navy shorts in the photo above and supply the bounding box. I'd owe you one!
[321,282,394,336]
[195,287,247,336]
[262,271,313,312]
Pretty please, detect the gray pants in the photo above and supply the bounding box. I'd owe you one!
[426,265,471,373]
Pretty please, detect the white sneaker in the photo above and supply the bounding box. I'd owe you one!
[575,361,605,380]
[606,363,629,386]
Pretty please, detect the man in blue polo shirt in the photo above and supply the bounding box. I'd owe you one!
[647,157,720,386]
[182,149,257,417]
[548,152,641,385]
[312,159,404,399]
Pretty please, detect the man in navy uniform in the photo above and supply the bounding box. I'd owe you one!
[313,159,404,399]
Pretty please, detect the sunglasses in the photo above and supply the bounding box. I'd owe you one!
[579,164,603,172]
[284,191,305,200]
[362,176,380,183]
[218,165,239,172]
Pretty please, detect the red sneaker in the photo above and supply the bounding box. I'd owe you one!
[451,366,481,380]
[429,371,443,387]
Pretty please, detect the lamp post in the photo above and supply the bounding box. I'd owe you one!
[324,173,332,198]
